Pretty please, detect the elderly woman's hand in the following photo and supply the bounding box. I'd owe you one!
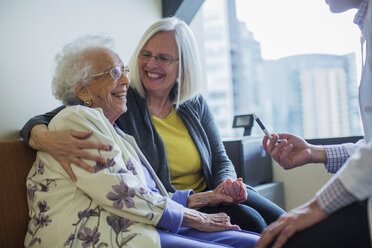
[29,124,109,181]
[186,178,247,210]
[182,208,240,232]
[187,190,234,210]
[215,178,247,204]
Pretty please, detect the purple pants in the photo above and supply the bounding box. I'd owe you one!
[159,227,260,248]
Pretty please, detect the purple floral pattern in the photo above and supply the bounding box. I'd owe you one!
[106,215,138,247]
[106,181,135,209]
[78,208,94,220]
[77,227,101,248]
[37,200,50,213]
[27,201,52,247]
[33,213,52,228]
[37,161,45,174]
[66,205,105,247]
[94,157,116,173]
[39,183,48,192]
[106,215,133,234]
[27,184,38,201]
[25,127,167,247]
[64,233,75,246]
[138,187,148,195]
[117,168,128,173]
[126,158,137,175]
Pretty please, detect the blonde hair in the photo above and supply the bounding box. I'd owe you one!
[128,17,202,106]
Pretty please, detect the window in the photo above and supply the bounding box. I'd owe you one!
[199,0,363,139]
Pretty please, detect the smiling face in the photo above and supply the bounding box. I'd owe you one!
[76,48,129,123]
[138,31,179,98]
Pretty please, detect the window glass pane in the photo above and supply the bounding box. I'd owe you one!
[199,0,363,139]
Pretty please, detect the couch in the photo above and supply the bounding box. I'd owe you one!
[0,140,36,247]
[0,137,283,247]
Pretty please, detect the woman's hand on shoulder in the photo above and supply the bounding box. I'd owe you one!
[29,124,110,181]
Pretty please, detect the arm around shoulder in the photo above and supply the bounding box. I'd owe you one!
[20,105,65,147]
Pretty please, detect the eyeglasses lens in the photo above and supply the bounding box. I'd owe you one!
[110,66,121,79]
[139,52,178,65]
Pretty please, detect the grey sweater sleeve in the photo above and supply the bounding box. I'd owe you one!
[196,95,237,187]
[20,105,66,147]
[180,95,237,189]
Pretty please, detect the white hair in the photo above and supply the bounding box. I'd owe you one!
[52,35,116,105]
[128,17,202,107]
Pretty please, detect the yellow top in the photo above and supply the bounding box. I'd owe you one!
[151,108,207,192]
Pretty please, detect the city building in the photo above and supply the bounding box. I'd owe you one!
[200,0,361,138]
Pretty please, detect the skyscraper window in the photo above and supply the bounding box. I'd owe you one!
[198,0,363,139]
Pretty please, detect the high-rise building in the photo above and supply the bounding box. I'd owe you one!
[263,54,361,138]
[201,0,235,137]
[200,0,361,138]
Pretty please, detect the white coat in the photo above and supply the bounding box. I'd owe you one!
[331,0,372,243]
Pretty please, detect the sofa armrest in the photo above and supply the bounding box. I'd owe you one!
[0,140,35,247]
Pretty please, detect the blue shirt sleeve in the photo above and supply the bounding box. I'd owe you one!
[156,190,194,232]
[139,162,192,232]
[171,189,194,207]
[156,198,184,233]
[139,162,160,194]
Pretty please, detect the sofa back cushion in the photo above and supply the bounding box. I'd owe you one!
[0,140,35,247]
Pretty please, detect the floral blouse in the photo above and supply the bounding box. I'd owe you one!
[25,105,183,248]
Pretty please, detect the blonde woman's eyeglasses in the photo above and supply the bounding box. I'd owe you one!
[138,51,179,65]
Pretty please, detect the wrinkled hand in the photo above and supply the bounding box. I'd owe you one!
[255,199,328,248]
[187,178,247,209]
[187,189,234,209]
[262,133,313,170]
[29,125,109,181]
[182,208,240,232]
[215,178,247,204]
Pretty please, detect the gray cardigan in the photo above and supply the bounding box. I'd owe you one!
[20,88,237,192]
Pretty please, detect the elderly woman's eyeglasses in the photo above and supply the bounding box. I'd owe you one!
[90,66,130,80]
[138,51,179,65]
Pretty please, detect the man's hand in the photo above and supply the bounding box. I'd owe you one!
[29,125,109,181]
[255,199,328,248]
[262,133,327,170]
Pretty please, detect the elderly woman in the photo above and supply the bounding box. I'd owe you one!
[25,35,260,248]
[21,18,284,233]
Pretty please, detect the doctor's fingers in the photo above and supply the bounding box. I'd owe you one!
[266,134,280,153]
[270,139,289,161]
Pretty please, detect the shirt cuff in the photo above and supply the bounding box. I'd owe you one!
[171,190,194,207]
[316,178,357,214]
[156,198,184,233]
[324,145,349,173]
